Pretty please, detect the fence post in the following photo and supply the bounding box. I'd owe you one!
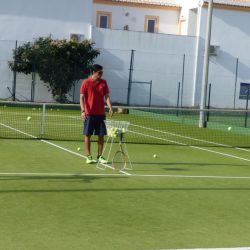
[127,49,135,105]
[41,103,46,135]
[233,58,239,109]
[176,82,181,116]
[180,53,185,107]
[31,61,36,102]
[149,80,152,107]
[244,85,250,128]
[12,40,18,101]
[206,83,212,122]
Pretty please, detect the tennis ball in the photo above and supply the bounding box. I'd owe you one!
[27,116,32,121]
[228,126,232,131]
[153,154,157,158]
[77,147,81,151]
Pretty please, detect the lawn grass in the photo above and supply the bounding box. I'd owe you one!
[0,138,250,250]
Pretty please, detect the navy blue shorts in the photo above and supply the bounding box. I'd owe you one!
[83,115,107,136]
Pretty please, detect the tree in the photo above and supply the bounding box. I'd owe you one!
[9,37,100,102]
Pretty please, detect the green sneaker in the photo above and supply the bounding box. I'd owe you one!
[97,156,107,164]
[86,155,95,164]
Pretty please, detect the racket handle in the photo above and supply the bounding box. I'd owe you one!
[119,132,123,143]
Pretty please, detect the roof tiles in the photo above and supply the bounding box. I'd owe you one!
[104,0,180,7]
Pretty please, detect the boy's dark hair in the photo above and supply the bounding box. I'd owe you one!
[91,64,103,73]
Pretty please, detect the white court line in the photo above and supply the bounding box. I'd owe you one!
[1,172,250,179]
[156,248,250,250]
[130,123,228,147]
[190,145,250,162]
[0,122,131,176]
[130,123,250,152]
[129,130,250,163]
[0,173,126,177]
[157,248,250,250]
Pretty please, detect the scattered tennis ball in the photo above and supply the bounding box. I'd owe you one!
[77,147,81,151]
[27,116,32,121]
[228,126,232,131]
[32,108,36,111]
[153,154,157,158]
[57,109,60,111]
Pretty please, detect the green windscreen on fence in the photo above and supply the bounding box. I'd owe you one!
[1,101,250,148]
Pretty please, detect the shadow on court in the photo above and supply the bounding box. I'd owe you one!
[1,186,250,194]
[130,162,246,172]
[0,175,127,183]
[131,162,246,167]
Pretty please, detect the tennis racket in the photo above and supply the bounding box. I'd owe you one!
[112,131,128,171]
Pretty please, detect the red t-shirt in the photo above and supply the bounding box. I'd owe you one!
[80,78,109,115]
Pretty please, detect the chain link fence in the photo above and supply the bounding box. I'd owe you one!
[1,39,250,109]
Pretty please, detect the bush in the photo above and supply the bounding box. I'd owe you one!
[9,37,99,102]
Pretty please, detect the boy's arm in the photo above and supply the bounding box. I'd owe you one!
[80,94,85,119]
[105,94,113,117]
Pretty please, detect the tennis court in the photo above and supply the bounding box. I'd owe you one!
[1,101,250,250]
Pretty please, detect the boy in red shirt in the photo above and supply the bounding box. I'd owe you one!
[80,64,113,164]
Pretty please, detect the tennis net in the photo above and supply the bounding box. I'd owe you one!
[1,101,250,148]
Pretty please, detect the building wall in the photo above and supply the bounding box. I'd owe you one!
[0,0,93,102]
[194,5,250,108]
[1,1,250,109]
[187,8,198,36]
[0,0,93,41]
[93,3,180,35]
[91,27,197,107]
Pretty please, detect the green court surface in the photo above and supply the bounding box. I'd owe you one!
[1,137,250,250]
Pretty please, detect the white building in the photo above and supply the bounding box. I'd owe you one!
[0,0,93,102]
[0,0,93,41]
[191,0,250,107]
[1,0,250,108]
[93,0,181,35]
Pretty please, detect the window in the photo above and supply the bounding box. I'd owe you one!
[96,11,112,29]
[145,16,159,33]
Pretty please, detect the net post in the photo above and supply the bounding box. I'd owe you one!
[41,103,46,135]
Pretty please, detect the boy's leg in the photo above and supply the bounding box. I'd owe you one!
[97,135,107,163]
[85,135,95,164]
[95,116,107,163]
[83,116,96,163]
[98,136,104,156]
[85,135,91,156]
[84,116,94,156]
